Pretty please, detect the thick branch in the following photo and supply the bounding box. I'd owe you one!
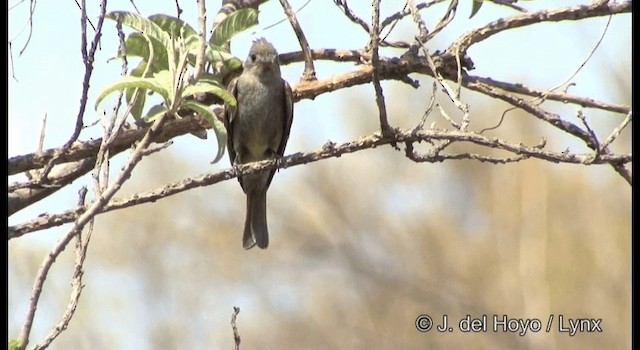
[9,117,207,176]
[9,127,631,239]
[10,48,629,177]
[468,76,630,115]
[448,1,631,55]
[9,158,96,215]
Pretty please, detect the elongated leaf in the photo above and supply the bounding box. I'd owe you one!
[470,0,484,18]
[95,75,169,111]
[125,61,151,120]
[149,14,197,38]
[149,14,200,49]
[143,104,168,123]
[122,33,169,72]
[210,8,258,47]
[206,46,243,70]
[198,73,223,85]
[183,101,228,163]
[107,11,171,49]
[182,82,236,107]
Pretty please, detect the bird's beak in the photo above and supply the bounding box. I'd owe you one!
[258,60,275,71]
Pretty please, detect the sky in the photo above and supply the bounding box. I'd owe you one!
[8,0,631,226]
[7,0,631,347]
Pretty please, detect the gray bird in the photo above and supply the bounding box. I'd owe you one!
[224,38,294,249]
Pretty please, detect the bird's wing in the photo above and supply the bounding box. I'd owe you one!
[278,79,295,157]
[265,79,294,189]
[224,77,239,166]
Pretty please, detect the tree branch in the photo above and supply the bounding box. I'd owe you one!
[9,126,631,239]
[448,1,631,56]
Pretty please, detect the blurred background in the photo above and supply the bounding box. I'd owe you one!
[8,0,631,349]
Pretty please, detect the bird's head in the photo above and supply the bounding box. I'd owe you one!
[244,38,281,76]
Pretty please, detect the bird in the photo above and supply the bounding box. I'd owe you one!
[224,38,294,249]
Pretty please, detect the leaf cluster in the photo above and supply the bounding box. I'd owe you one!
[95,9,257,162]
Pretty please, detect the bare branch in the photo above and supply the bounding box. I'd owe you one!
[9,158,96,216]
[332,0,371,34]
[32,0,108,185]
[192,0,207,82]
[279,0,316,81]
[174,0,182,17]
[448,1,631,56]
[415,82,438,131]
[231,307,241,350]
[8,126,631,239]
[32,187,91,350]
[425,0,458,42]
[18,0,37,56]
[468,76,630,115]
[601,111,632,151]
[368,0,394,138]
[539,14,612,100]
[381,0,445,29]
[17,104,172,349]
[9,117,205,176]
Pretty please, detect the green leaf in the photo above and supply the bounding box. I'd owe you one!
[122,33,169,72]
[210,8,259,47]
[125,61,151,120]
[182,82,236,107]
[95,74,170,111]
[149,14,198,41]
[205,46,243,70]
[107,11,171,49]
[198,73,223,85]
[470,0,484,18]
[152,70,175,100]
[143,104,168,123]
[183,101,228,163]
[9,339,21,350]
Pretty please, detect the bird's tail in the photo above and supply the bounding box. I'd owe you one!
[243,191,269,249]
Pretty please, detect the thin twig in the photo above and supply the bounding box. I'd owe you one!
[128,0,141,14]
[406,0,429,41]
[175,0,182,17]
[279,0,316,81]
[31,187,90,350]
[535,14,613,104]
[601,111,632,151]
[231,307,241,350]
[193,0,207,82]
[37,113,47,155]
[34,0,107,184]
[369,0,394,139]
[18,0,37,56]
[17,107,172,350]
[489,0,528,13]
[467,76,630,115]
[576,110,600,159]
[425,0,458,42]
[414,82,438,131]
[381,0,445,28]
[332,0,371,34]
[8,126,632,239]
[448,1,631,56]
[72,0,96,31]
[417,37,469,128]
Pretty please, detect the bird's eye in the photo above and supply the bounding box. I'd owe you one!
[250,54,257,62]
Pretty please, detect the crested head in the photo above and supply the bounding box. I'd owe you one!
[249,38,278,57]
[244,38,281,77]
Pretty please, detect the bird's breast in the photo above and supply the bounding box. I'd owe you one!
[234,75,285,160]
